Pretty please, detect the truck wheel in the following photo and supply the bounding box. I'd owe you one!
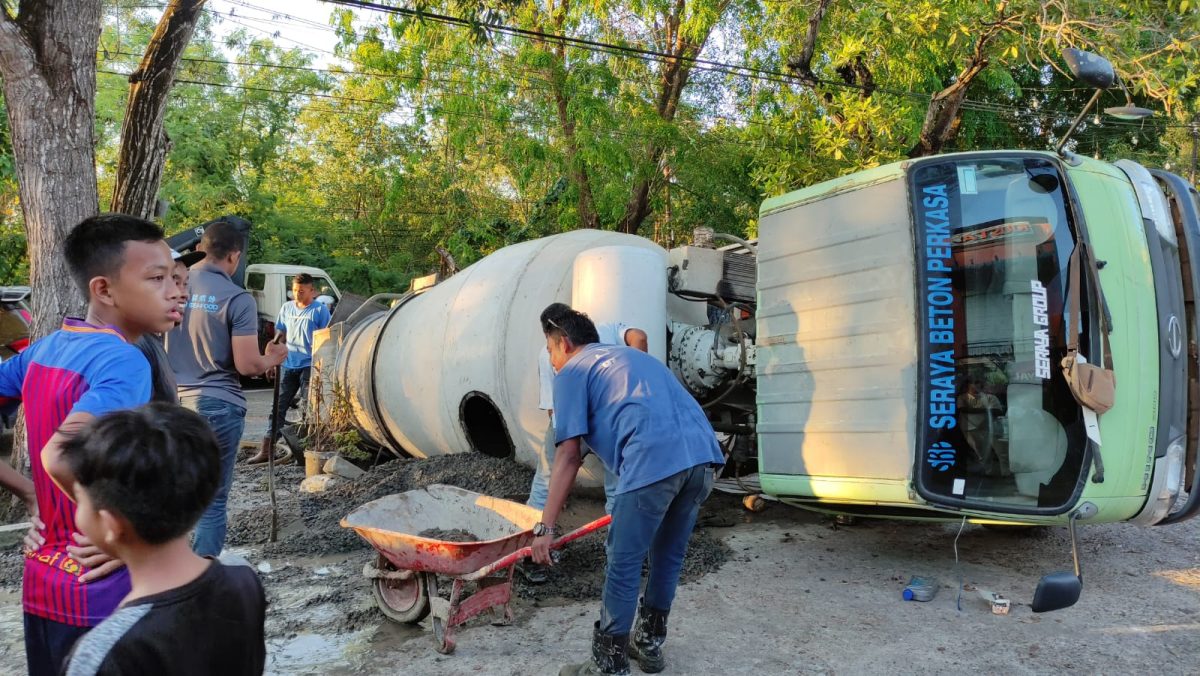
[371,555,430,624]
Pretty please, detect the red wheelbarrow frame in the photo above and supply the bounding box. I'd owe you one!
[343,486,611,654]
[423,515,611,653]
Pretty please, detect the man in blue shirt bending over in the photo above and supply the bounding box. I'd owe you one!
[248,273,330,464]
[530,306,724,676]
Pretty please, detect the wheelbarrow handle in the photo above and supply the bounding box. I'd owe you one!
[463,514,613,581]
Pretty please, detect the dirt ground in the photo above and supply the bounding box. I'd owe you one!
[2,387,1199,674]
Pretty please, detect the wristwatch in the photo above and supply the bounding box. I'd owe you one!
[532,522,556,537]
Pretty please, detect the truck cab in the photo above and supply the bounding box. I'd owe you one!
[756,151,1198,527]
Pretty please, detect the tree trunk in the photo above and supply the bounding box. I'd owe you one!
[0,0,105,471]
[541,0,600,229]
[786,0,835,86]
[908,13,1011,158]
[110,0,207,218]
[908,60,987,158]
[553,88,601,230]
[616,2,719,236]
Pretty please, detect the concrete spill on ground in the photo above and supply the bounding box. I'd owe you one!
[0,496,30,588]
[514,528,731,603]
[0,552,20,589]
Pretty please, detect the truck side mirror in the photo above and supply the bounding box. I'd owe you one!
[1031,570,1081,612]
[1062,48,1115,90]
[1031,511,1084,612]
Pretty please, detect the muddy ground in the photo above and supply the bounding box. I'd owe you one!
[2,387,1199,674]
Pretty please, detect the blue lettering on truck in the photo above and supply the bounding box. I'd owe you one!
[921,184,957,438]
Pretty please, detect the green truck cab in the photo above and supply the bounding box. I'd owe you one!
[756,151,1199,529]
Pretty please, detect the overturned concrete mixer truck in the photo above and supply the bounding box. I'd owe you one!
[313,49,1200,611]
[313,147,1200,611]
[317,148,1200,534]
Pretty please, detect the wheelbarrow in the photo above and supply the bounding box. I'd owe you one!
[341,483,612,654]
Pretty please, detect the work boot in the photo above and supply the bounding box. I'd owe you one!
[517,560,549,584]
[559,623,631,676]
[628,603,668,673]
[245,436,273,465]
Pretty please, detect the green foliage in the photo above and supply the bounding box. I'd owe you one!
[0,102,25,285]
[3,1,1196,296]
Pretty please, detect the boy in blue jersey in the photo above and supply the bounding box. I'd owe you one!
[530,306,724,676]
[0,214,182,676]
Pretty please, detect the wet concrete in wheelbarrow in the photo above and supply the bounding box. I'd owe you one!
[417,527,481,543]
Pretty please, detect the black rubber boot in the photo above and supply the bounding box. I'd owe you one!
[517,560,549,584]
[559,623,631,676]
[628,603,668,673]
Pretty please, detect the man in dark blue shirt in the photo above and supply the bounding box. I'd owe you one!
[530,306,723,676]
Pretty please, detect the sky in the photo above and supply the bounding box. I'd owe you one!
[205,0,353,66]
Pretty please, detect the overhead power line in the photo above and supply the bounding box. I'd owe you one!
[320,0,1180,130]
[116,0,1178,130]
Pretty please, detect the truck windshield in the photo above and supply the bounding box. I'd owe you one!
[911,156,1088,514]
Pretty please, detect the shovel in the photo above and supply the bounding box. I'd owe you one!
[266,334,285,543]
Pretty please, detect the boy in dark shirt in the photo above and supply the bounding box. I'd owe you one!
[58,403,266,676]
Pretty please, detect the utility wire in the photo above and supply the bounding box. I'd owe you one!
[324,0,1183,129]
[114,0,1181,130]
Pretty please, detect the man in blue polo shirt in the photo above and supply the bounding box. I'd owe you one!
[530,306,723,676]
[248,272,330,464]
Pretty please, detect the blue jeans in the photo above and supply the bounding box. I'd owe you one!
[269,366,310,437]
[599,463,716,636]
[24,613,89,676]
[528,415,618,513]
[183,395,246,557]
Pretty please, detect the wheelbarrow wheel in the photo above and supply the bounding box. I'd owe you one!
[371,554,430,624]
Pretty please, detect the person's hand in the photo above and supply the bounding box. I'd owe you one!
[67,533,125,583]
[22,514,45,554]
[22,489,38,522]
[531,534,553,565]
[265,339,287,366]
[265,365,277,382]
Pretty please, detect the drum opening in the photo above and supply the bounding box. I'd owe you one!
[459,391,514,459]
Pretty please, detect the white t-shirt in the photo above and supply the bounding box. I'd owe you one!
[538,321,629,411]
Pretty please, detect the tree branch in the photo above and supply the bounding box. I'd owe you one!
[0,7,37,81]
[110,0,207,218]
[786,0,835,87]
[909,9,1016,157]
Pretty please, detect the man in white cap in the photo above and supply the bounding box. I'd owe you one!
[316,294,335,314]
